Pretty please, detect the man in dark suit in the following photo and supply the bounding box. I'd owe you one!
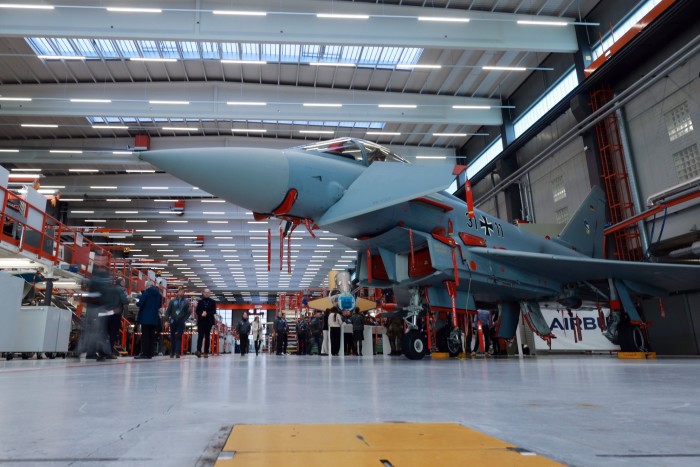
[136,281,162,359]
[195,289,217,358]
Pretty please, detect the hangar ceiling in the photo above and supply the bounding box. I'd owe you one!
[0,0,602,303]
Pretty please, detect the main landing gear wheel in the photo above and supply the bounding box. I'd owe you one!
[447,328,464,358]
[618,319,650,352]
[402,330,427,360]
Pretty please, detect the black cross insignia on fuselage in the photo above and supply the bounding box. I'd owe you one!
[479,215,494,236]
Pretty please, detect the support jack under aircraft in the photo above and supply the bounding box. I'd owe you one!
[142,138,700,359]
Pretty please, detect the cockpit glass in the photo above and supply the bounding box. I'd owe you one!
[359,141,408,164]
[299,138,363,162]
[298,138,409,165]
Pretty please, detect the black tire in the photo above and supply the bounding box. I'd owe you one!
[5,353,13,361]
[21,353,31,360]
[618,319,650,352]
[402,330,427,360]
[446,328,464,358]
[47,353,57,359]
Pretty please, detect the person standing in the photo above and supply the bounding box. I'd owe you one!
[106,277,129,359]
[136,281,162,359]
[386,316,404,356]
[321,309,330,356]
[166,287,190,358]
[195,289,217,358]
[296,314,309,356]
[351,308,365,356]
[274,311,288,355]
[328,307,343,356]
[310,311,323,355]
[236,312,252,356]
[251,316,264,355]
[343,310,354,356]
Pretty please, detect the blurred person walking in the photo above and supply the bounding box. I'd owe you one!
[251,316,264,355]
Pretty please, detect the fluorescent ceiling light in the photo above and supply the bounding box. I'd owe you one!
[417,16,469,23]
[92,125,128,130]
[517,20,568,26]
[167,220,188,223]
[303,103,342,107]
[115,211,138,214]
[203,211,225,215]
[227,101,266,106]
[395,64,441,70]
[231,129,267,133]
[50,149,82,153]
[432,133,467,137]
[153,199,179,202]
[207,220,228,224]
[149,100,189,105]
[482,66,527,71]
[0,4,54,10]
[416,156,447,160]
[106,7,162,13]
[299,130,335,134]
[452,105,491,110]
[0,97,32,102]
[317,13,369,19]
[201,199,225,203]
[0,149,20,152]
[366,131,401,136]
[378,104,417,109]
[71,98,112,103]
[11,168,41,172]
[309,62,356,67]
[213,10,266,16]
[22,123,58,128]
[68,169,98,173]
[126,220,147,223]
[130,57,177,62]
[221,60,267,65]
[125,169,156,173]
[37,55,85,60]
[8,173,40,178]
[70,210,94,214]
[90,186,118,189]
[84,219,106,223]
[143,186,169,190]
[60,198,83,202]
[107,198,131,202]
[113,151,133,155]
[162,127,198,131]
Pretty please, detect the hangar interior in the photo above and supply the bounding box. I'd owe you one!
[1,0,700,466]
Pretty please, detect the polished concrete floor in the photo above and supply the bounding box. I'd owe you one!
[1,354,699,467]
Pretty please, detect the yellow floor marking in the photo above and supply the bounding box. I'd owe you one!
[216,423,563,466]
[618,352,657,359]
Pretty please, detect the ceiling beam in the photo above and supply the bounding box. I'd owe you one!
[0,0,579,53]
[0,82,503,125]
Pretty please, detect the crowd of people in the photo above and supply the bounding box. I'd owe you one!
[77,269,503,361]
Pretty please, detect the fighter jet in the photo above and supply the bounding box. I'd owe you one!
[142,138,700,359]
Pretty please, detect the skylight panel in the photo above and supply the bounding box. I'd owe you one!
[281,44,300,62]
[359,46,381,66]
[27,38,53,55]
[138,40,160,58]
[341,46,362,62]
[301,44,321,62]
[241,43,259,61]
[399,47,422,65]
[323,45,342,61]
[73,38,99,58]
[261,44,279,61]
[94,39,119,58]
[115,40,139,58]
[180,41,199,59]
[201,42,219,59]
[160,41,179,58]
[379,47,402,66]
[221,42,240,60]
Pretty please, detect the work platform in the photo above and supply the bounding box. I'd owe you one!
[1,355,699,466]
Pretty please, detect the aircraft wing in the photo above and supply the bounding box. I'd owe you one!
[317,162,455,226]
[470,247,700,293]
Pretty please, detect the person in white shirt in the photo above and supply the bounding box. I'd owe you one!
[328,307,344,356]
[251,316,264,355]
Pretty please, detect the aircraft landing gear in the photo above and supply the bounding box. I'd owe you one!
[402,330,427,360]
[446,328,464,357]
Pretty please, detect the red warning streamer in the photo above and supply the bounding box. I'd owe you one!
[279,227,284,272]
[409,228,415,270]
[465,179,475,219]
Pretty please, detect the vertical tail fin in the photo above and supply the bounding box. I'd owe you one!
[555,186,607,258]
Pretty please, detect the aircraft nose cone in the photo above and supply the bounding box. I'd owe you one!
[141,147,290,213]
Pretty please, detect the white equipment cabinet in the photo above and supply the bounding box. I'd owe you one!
[15,306,72,353]
[0,272,24,352]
